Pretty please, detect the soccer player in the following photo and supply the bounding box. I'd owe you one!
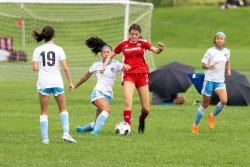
[32,26,76,144]
[74,36,130,136]
[100,23,165,133]
[192,32,231,135]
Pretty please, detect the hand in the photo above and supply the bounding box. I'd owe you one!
[208,65,216,71]
[226,70,232,76]
[123,64,131,71]
[100,66,106,74]
[158,42,165,51]
[69,83,74,92]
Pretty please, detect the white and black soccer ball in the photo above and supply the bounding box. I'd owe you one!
[115,121,131,135]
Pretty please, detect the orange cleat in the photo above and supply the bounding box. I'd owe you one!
[192,124,198,135]
[208,112,215,129]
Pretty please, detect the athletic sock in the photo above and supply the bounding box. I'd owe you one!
[60,111,69,134]
[81,122,95,132]
[213,102,225,116]
[124,110,132,125]
[194,106,206,125]
[93,111,109,132]
[139,112,148,122]
[40,115,48,140]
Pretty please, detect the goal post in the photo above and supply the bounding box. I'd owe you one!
[0,0,155,80]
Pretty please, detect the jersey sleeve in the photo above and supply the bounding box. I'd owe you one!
[32,48,39,62]
[201,49,211,65]
[114,42,123,54]
[89,62,98,73]
[226,49,230,61]
[59,47,66,61]
[142,40,152,50]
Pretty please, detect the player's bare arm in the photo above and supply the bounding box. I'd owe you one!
[122,64,131,71]
[202,63,216,71]
[100,52,116,74]
[150,42,165,54]
[226,61,231,76]
[61,59,74,91]
[32,61,39,71]
[74,71,93,89]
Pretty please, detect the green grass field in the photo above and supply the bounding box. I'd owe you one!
[1,4,250,167]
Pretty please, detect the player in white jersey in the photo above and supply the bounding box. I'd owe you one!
[32,26,76,144]
[74,36,130,136]
[192,32,231,135]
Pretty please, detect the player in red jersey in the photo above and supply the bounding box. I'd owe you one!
[101,23,165,133]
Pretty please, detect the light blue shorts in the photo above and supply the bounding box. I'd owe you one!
[91,90,111,104]
[38,87,64,96]
[201,81,226,96]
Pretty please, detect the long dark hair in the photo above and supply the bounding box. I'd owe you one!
[85,36,112,56]
[32,26,54,42]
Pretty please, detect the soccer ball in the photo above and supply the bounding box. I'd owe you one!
[115,121,131,135]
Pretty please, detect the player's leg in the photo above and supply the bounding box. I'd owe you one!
[208,87,227,129]
[39,92,50,144]
[195,94,211,125]
[192,81,213,134]
[76,122,95,133]
[192,94,211,134]
[54,90,76,143]
[90,98,110,135]
[137,85,150,133]
[123,81,135,125]
[213,88,227,115]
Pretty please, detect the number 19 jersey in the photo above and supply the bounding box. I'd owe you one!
[32,43,65,90]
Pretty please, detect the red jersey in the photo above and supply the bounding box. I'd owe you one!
[114,38,152,74]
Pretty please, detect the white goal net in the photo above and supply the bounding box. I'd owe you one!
[0,0,154,80]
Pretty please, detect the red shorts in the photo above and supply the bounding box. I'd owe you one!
[123,73,150,88]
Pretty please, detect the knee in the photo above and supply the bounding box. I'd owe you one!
[220,96,227,105]
[202,103,209,109]
[220,99,227,105]
[102,105,110,113]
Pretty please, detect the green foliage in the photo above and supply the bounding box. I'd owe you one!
[134,0,184,6]
[133,0,225,6]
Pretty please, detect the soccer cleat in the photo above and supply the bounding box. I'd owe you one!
[42,138,49,144]
[192,124,198,135]
[90,130,100,136]
[76,125,83,133]
[208,112,215,129]
[62,133,77,143]
[138,120,145,134]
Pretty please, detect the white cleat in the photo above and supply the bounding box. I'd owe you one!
[62,133,77,143]
[42,138,49,144]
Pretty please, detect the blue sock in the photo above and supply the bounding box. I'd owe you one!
[60,111,69,134]
[93,111,109,132]
[194,106,205,125]
[79,122,95,132]
[213,102,225,116]
[40,115,48,139]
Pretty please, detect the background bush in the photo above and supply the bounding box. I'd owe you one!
[134,0,225,6]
